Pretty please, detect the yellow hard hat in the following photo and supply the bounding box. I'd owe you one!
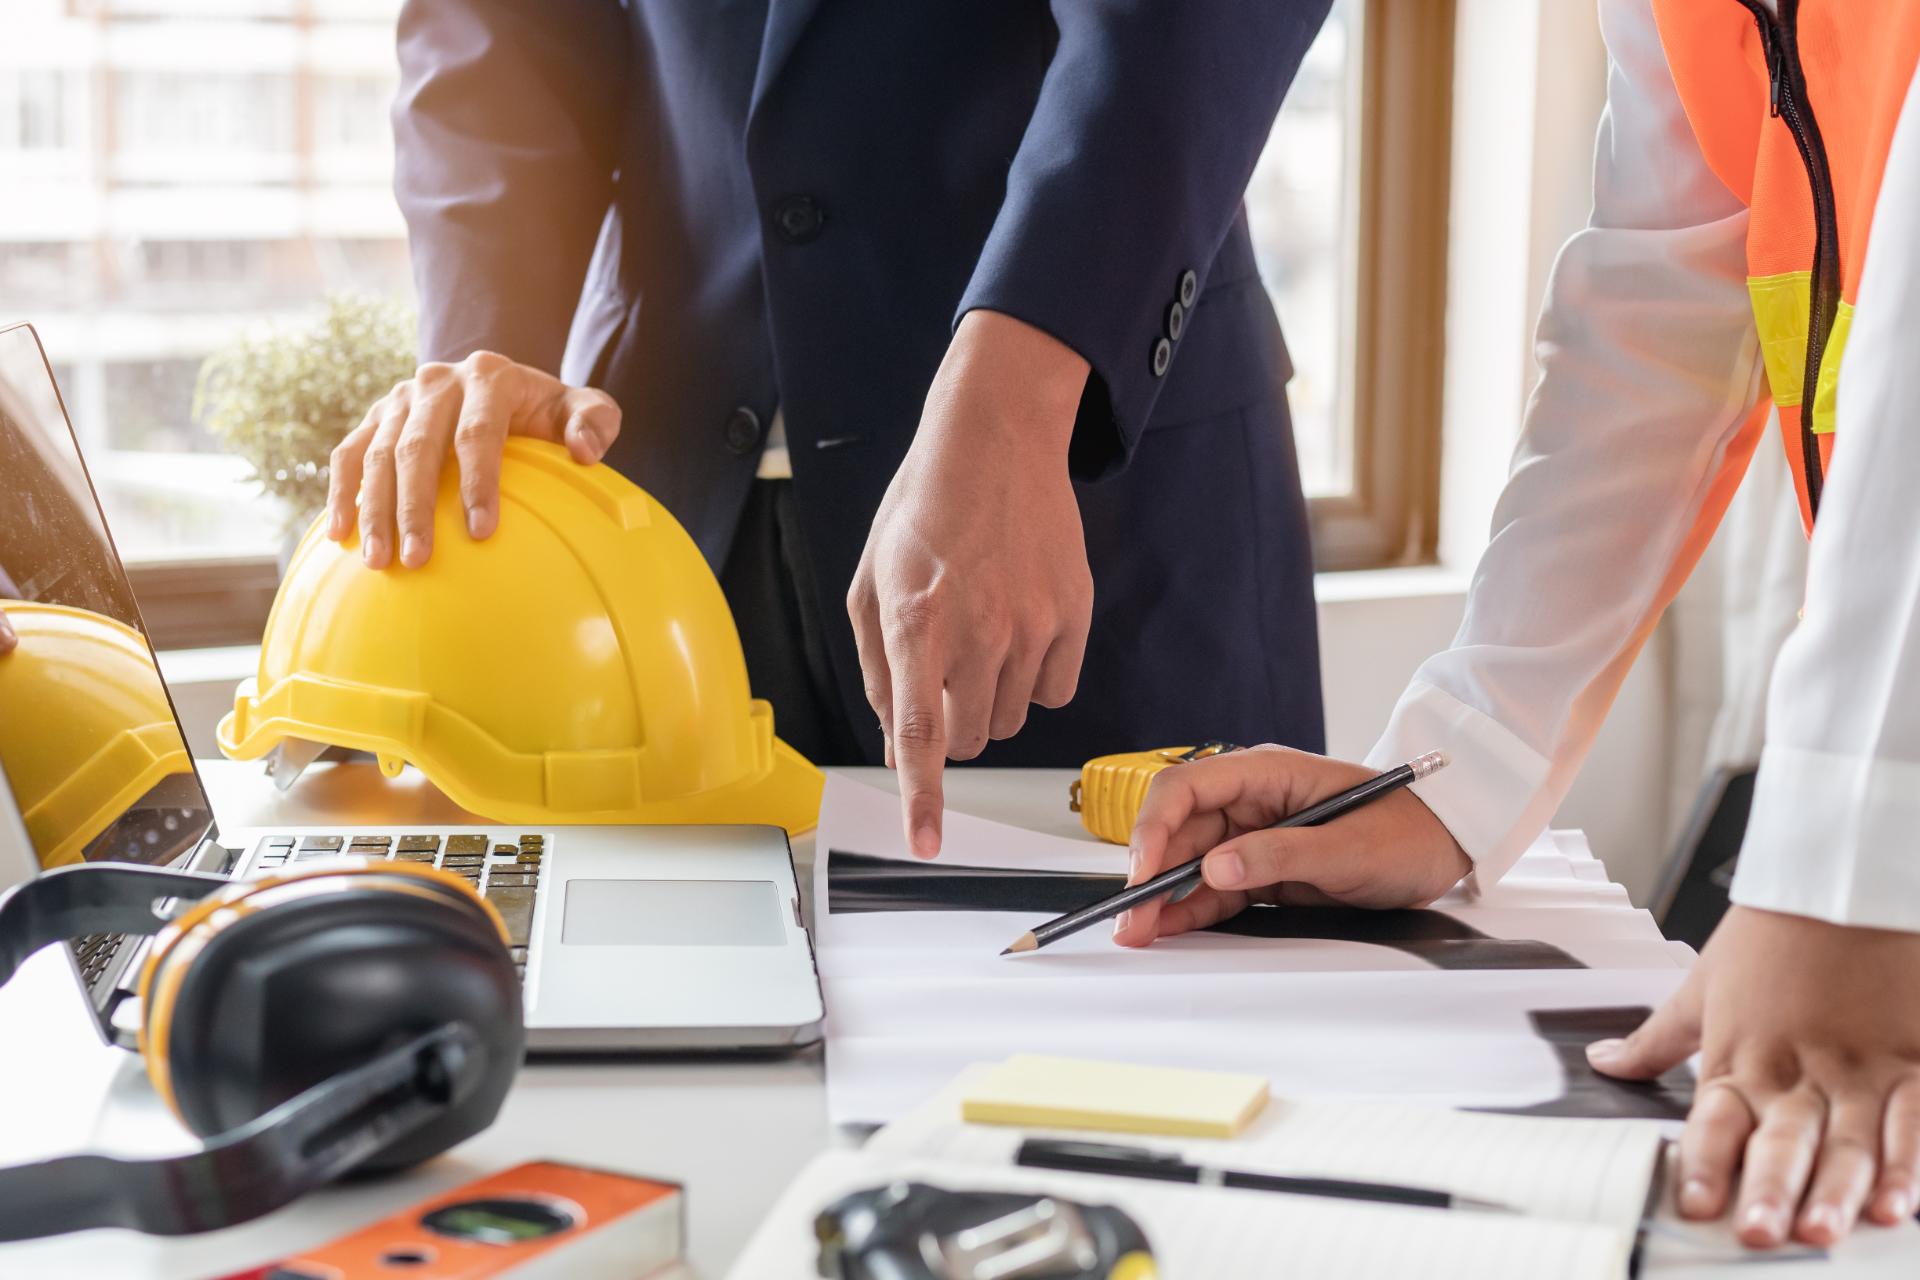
[218,439,824,834]
[0,601,196,869]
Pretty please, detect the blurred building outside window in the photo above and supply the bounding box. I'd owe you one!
[0,0,414,566]
[0,0,1358,574]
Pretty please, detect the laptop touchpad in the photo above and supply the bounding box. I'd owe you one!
[561,879,787,947]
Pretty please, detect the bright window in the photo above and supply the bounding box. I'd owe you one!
[1251,0,1452,569]
[0,0,1443,601]
[0,0,412,566]
[1249,0,1359,500]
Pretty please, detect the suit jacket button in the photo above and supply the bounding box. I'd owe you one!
[1150,337,1172,378]
[1166,300,1186,341]
[724,406,763,454]
[773,194,826,243]
[1178,269,1198,308]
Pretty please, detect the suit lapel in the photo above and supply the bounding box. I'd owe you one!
[752,0,827,113]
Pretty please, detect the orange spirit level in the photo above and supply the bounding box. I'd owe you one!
[231,1161,683,1280]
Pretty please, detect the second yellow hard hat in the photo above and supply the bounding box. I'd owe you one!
[0,601,197,868]
[218,439,823,834]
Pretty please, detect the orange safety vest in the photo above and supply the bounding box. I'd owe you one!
[1653,0,1920,532]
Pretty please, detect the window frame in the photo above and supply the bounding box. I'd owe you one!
[129,555,283,651]
[1305,0,1454,571]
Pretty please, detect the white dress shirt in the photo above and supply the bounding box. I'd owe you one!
[757,408,793,480]
[1366,0,1920,933]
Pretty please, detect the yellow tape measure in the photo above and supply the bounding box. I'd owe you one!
[1069,742,1242,845]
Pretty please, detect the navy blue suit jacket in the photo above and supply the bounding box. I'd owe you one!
[394,0,1329,764]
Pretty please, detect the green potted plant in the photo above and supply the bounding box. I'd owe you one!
[194,293,416,549]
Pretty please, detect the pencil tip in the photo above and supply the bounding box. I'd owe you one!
[1001,932,1038,956]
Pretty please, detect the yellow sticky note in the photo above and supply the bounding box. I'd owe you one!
[960,1055,1269,1138]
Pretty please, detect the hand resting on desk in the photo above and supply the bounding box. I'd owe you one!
[1588,906,1920,1251]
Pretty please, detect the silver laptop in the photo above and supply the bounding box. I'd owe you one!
[0,322,824,1052]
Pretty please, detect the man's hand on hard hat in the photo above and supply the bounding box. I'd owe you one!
[326,352,621,568]
[1588,907,1920,1250]
[1111,745,1472,948]
[0,606,13,656]
[849,309,1094,860]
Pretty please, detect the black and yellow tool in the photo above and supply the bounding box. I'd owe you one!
[1069,742,1244,844]
[816,1181,1156,1280]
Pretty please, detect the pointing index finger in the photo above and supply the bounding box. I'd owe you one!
[883,612,947,859]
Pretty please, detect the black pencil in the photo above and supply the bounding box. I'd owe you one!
[1016,1138,1514,1213]
[1000,750,1449,955]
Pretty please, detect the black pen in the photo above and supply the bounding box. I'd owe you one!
[1001,750,1449,955]
[1016,1138,1514,1214]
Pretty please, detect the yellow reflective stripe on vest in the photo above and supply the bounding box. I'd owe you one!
[1748,271,1812,407]
[1747,272,1852,433]
[1810,299,1853,435]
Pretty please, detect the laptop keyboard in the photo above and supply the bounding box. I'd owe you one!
[73,932,125,987]
[253,832,546,981]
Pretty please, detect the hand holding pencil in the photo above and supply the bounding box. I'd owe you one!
[1106,745,1472,950]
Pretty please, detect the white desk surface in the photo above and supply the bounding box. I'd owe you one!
[0,762,1089,1279]
[0,762,1913,1278]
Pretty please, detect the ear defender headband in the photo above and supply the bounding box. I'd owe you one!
[0,860,525,1241]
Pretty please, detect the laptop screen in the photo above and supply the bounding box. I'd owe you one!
[0,324,217,998]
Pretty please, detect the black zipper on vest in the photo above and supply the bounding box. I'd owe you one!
[1736,0,1837,520]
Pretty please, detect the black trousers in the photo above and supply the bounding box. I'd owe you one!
[719,480,867,765]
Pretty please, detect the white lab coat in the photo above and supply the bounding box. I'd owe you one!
[1366,0,1920,933]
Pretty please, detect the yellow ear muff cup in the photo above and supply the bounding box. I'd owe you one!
[142,867,522,1174]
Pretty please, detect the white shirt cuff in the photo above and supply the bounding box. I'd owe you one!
[1365,680,1554,890]
[1731,743,1920,932]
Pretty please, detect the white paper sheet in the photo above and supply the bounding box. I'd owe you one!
[824,969,1689,1124]
[732,1066,1920,1280]
[817,773,1605,887]
[819,913,1690,977]
[815,773,1693,1126]
[873,1064,1665,1235]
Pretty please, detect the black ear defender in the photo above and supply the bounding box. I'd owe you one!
[0,860,524,1240]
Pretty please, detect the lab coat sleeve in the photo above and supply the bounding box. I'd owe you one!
[1729,62,1920,933]
[1365,0,1768,888]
